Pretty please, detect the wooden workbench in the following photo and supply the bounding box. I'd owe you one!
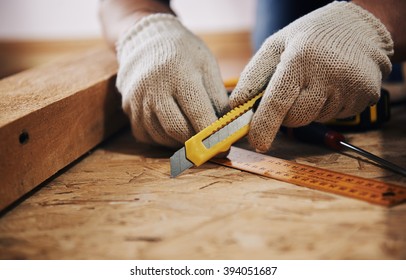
[0,36,406,260]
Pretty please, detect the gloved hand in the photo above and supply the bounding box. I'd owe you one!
[116,14,229,148]
[230,1,393,152]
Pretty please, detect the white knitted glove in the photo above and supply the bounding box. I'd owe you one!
[230,1,393,152]
[116,14,229,148]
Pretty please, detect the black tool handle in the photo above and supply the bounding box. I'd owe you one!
[252,97,345,151]
[280,123,345,151]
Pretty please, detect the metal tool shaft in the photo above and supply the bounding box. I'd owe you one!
[339,141,406,177]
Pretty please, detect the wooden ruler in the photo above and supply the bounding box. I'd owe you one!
[212,147,406,207]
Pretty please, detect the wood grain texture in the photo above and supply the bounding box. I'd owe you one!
[0,104,405,260]
[0,46,128,211]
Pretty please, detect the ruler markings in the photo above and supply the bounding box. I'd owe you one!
[212,147,406,206]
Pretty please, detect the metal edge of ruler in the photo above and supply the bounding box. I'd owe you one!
[211,147,406,207]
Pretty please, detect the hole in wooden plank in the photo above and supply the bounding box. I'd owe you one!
[19,131,29,145]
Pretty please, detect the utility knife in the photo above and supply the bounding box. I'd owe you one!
[170,92,263,177]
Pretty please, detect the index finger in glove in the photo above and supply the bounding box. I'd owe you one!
[230,35,284,108]
[248,60,302,152]
[176,76,224,133]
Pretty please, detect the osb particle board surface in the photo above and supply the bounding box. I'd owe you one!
[0,104,405,260]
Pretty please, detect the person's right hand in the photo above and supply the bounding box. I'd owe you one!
[116,14,229,148]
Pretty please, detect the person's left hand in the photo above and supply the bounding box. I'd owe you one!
[230,1,393,152]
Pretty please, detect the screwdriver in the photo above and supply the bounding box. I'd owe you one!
[281,123,406,177]
[251,97,406,177]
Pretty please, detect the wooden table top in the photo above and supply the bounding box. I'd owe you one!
[1,92,405,260]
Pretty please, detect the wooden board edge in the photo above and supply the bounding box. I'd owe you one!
[0,47,128,211]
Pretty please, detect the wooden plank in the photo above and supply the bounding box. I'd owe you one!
[0,46,128,211]
[0,39,104,78]
[0,33,250,80]
[0,31,252,212]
